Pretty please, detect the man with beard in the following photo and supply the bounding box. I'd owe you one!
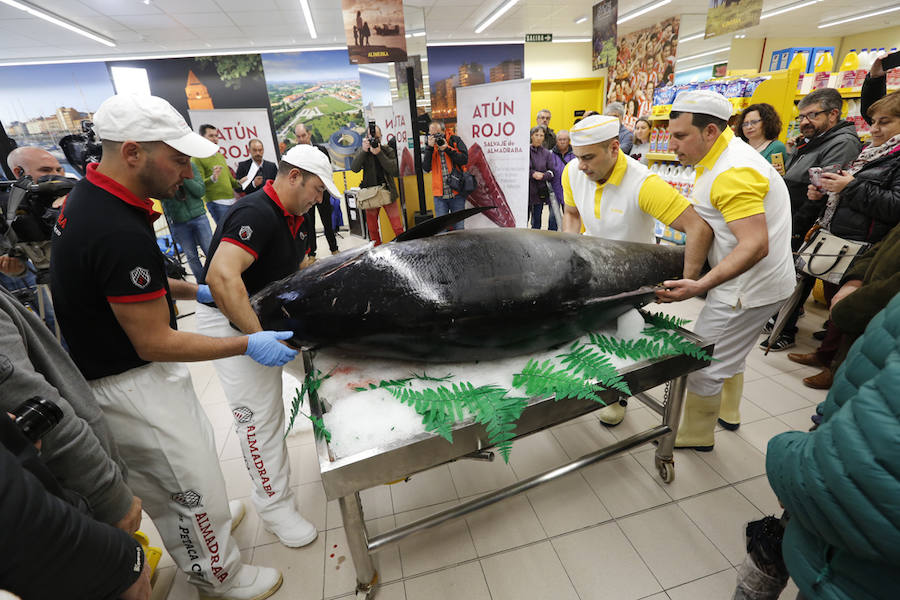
[762,88,863,351]
[50,95,294,599]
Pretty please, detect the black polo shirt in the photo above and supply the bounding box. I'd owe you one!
[202,181,302,297]
[50,164,176,381]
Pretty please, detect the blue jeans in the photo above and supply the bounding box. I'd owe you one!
[170,214,213,282]
[206,201,231,225]
[434,196,466,230]
[529,203,558,231]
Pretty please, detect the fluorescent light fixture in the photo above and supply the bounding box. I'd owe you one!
[0,0,115,47]
[555,37,591,43]
[618,0,671,25]
[676,46,730,62]
[427,39,523,47]
[359,67,390,79]
[574,15,588,24]
[474,0,519,34]
[760,0,820,21]
[679,32,705,43]
[676,59,725,71]
[734,33,747,38]
[818,5,900,28]
[298,0,317,39]
[110,66,151,95]
[0,44,346,68]
[405,29,426,38]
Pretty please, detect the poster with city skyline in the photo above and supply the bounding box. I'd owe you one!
[426,44,524,122]
[0,62,115,176]
[261,50,364,171]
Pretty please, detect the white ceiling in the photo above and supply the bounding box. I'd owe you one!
[0,0,898,67]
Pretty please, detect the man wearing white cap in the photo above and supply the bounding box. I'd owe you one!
[562,114,713,425]
[658,90,794,451]
[195,144,339,550]
[50,94,297,599]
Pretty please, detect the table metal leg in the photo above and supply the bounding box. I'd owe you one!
[338,493,378,598]
[655,375,687,483]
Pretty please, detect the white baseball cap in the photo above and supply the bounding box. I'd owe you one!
[671,90,733,121]
[282,144,340,198]
[93,94,219,158]
[570,115,620,146]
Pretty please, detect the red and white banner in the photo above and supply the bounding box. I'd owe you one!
[187,108,277,171]
[456,79,531,228]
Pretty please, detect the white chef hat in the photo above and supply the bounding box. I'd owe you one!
[570,115,620,146]
[671,89,733,121]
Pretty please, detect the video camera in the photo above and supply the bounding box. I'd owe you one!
[367,120,379,148]
[58,120,102,178]
[0,174,74,274]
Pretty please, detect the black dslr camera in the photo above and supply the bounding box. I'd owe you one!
[367,120,379,148]
[0,174,74,274]
[432,132,446,146]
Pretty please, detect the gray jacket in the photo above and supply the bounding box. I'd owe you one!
[0,287,133,523]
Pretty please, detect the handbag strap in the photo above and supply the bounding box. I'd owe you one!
[805,242,849,277]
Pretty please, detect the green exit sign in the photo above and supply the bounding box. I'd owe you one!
[525,33,552,42]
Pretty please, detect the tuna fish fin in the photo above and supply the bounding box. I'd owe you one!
[393,207,494,242]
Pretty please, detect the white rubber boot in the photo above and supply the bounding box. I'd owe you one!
[198,565,283,600]
[717,373,744,431]
[674,391,721,452]
[598,399,627,426]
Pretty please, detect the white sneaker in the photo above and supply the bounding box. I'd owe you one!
[198,565,283,600]
[229,500,246,532]
[260,506,318,548]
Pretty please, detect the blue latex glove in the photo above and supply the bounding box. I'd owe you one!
[245,331,298,367]
[196,284,213,304]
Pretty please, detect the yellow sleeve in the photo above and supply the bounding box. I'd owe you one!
[710,167,769,223]
[562,161,576,207]
[637,174,691,226]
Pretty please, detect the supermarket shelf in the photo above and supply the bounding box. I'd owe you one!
[795,85,899,100]
[646,152,678,161]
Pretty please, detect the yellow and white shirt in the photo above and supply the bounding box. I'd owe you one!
[562,151,689,244]
[691,128,795,309]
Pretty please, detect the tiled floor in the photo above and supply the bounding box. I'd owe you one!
[148,228,827,600]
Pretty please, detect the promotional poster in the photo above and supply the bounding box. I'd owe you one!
[608,16,680,127]
[456,79,531,229]
[391,97,415,177]
[427,44,524,121]
[592,0,618,72]
[187,108,277,171]
[261,50,364,171]
[705,0,762,39]
[0,62,115,177]
[341,0,408,64]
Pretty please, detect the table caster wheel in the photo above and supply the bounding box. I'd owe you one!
[656,458,675,483]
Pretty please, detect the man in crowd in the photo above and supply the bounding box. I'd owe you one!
[294,123,339,258]
[235,138,277,196]
[553,129,574,164]
[193,124,242,225]
[50,94,298,599]
[197,144,339,551]
[536,109,556,150]
[561,114,713,425]
[423,120,469,228]
[603,102,634,154]
[763,87,862,351]
[159,160,211,283]
[658,90,795,450]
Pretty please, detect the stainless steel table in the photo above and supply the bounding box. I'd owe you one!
[300,326,713,599]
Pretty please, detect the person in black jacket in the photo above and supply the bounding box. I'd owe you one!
[351,125,404,244]
[861,51,890,125]
[295,123,339,258]
[235,138,277,195]
[0,415,150,600]
[422,120,468,229]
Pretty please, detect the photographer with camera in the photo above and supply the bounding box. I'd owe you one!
[422,120,469,229]
[350,123,404,245]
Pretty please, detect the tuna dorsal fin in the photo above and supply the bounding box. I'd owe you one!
[393,207,494,242]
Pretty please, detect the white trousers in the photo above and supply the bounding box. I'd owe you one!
[195,304,296,521]
[688,298,785,397]
[89,361,241,592]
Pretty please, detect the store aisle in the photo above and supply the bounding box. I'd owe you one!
[147,232,828,600]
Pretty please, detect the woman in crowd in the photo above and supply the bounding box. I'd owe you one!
[528,126,564,231]
[735,103,787,170]
[788,90,900,389]
[630,117,652,164]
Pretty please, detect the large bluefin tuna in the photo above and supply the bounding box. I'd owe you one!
[251,225,685,362]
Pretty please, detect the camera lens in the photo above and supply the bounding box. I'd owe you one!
[12,397,63,443]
